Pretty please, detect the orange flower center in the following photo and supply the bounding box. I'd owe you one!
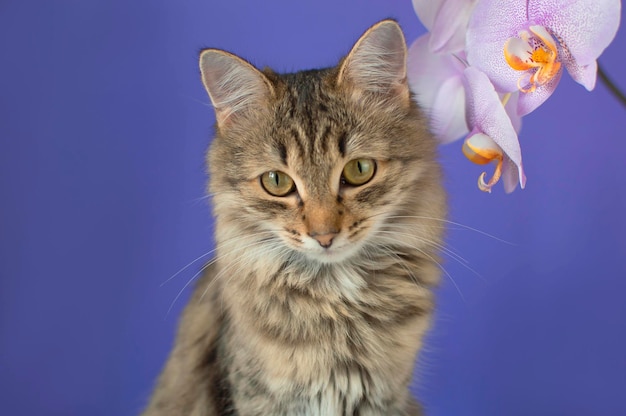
[462,133,503,193]
[504,25,561,93]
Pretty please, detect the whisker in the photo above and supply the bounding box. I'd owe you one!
[200,238,285,303]
[376,234,466,303]
[210,243,287,313]
[357,211,513,247]
[376,229,486,283]
[376,243,425,290]
[186,194,212,205]
[166,261,211,318]
[384,215,515,245]
[379,223,491,279]
[379,224,468,262]
[178,92,212,108]
[160,230,278,287]
[161,248,217,288]
[165,235,279,317]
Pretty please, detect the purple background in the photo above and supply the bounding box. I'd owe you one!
[1,1,625,415]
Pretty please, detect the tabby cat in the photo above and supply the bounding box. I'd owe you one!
[142,19,446,416]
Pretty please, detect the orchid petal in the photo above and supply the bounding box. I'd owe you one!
[431,76,468,143]
[516,68,562,116]
[407,34,468,143]
[463,67,525,188]
[504,37,536,71]
[408,35,462,107]
[429,0,478,54]
[502,156,526,193]
[463,132,502,164]
[503,91,522,133]
[528,0,621,70]
[411,0,443,31]
[462,133,503,193]
[466,0,527,93]
[565,60,598,91]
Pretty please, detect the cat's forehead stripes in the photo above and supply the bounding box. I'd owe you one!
[277,142,288,166]
[338,132,347,158]
[276,70,346,162]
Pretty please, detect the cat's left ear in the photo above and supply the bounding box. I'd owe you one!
[337,20,410,106]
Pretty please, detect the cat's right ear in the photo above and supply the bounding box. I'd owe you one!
[199,49,273,127]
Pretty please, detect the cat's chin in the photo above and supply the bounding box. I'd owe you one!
[301,243,363,265]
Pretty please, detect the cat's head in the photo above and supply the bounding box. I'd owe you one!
[200,20,444,266]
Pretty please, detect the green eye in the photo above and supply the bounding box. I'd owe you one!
[342,158,376,186]
[260,171,295,196]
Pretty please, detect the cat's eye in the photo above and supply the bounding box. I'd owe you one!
[260,171,295,196]
[342,158,376,186]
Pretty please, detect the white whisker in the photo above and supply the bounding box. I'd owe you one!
[376,232,466,303]
[211,242,287,314]
[376,228,486,283]
[384,215,515,245]
[160,230,278,287]
[376,243,425,290]
[165,234,280,317]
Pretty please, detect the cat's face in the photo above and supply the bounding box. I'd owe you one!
[201,21,444,266]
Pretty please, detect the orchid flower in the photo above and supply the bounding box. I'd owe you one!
[466,0,621,115]
[412,0,478,54]
[409,33,524,192]
[407,33,469,143]
[462,67,526,192]
[409,0,621,193]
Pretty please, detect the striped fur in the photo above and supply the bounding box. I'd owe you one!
[143,20,446,416]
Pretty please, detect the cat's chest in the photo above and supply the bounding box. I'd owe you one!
[222,263,425,414]
[226,312,413,415]
[290,366,371,415]
[231,349,396,415]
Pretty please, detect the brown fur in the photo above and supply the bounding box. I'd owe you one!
[143,20,446,416]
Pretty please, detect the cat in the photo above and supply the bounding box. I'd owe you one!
[142,19,446,416]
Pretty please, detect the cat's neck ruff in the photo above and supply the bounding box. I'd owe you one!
[216,231,370,303]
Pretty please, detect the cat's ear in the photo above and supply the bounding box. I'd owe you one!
[199,49,273,126]
[337,20,409,106]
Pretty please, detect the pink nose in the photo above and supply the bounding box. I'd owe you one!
[310,233,336,248]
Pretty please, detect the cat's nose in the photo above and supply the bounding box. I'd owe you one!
[309,232,337,248]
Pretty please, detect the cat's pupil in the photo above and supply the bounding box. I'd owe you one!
[270,172,279,186]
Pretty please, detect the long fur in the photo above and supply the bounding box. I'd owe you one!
[143,20,446,416]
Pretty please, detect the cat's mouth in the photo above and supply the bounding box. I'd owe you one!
[295,235,364,264]
[280,219,375,264]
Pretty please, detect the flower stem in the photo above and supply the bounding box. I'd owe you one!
[598,63,626,108]
[501,93,512,107]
